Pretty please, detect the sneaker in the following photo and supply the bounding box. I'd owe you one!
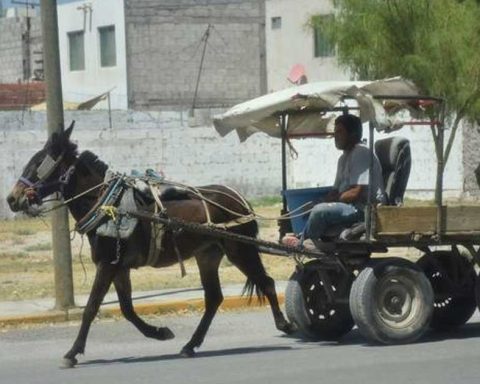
[302,239,317,251]
[281,236,317,251]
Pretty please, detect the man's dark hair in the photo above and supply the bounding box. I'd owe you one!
[335,114,363,144]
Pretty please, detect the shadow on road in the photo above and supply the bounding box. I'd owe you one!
[79,345,293,367]
[279,321,480,347]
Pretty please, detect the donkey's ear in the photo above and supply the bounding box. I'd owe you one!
[49,132,60,145]
[64,121,75,141]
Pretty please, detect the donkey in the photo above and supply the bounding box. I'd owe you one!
[6,124,292,367]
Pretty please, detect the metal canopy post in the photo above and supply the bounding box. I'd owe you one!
[434,105,446,239]
[281,113,288,210]
[365,121,375,241]
[279,113,289,239]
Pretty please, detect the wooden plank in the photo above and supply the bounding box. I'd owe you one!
[374,205,480,235]
[375,206,436,234]
[445,206,480,232]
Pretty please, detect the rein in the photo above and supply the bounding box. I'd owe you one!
[151,180,315,222]
[22,149,311,229]
[39,181,108,215]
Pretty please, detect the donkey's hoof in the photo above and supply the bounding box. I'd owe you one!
[277,319,296,335]
[180,346,195,358]
[61,357,78,368]
[157,327,175,340]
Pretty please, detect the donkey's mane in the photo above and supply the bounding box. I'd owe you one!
[77,150,108,178]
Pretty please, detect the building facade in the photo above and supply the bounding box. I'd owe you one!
[0,0,478,207]
[265,0,348,92]
[124,0,267,110]
[57,0,128,109]
[0,8,42,84]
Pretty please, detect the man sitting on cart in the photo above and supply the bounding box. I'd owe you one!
[283,114,386,249]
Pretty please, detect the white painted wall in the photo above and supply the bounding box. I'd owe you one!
[265,0,349,92]
[288,123,464,199]
[0,110,283,219]
[58,0,127,109]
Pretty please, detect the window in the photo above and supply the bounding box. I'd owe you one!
[99,25,116,67]
[313,15,335,58]
[271,17,282,30]
[68,31,85,71]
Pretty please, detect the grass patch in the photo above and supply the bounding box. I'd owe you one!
[0,251,29,259]
[13,228,36,236]
[0,217,50,234]
[24,243,52,252]
[251,195,282,208]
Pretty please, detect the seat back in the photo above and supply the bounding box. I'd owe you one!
[374,137,411,205]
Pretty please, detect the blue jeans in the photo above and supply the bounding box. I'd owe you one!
[302,202,364,241]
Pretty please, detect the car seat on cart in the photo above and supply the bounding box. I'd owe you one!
[330,136,412,241]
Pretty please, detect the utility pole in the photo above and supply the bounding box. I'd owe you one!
[40,0,75,309]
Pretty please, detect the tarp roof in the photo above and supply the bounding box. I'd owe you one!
[213,77,425,142]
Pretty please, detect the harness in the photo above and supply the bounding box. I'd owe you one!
[75,175,125,235]
[20,150,258,271]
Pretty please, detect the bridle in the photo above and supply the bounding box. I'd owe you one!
[17,150,110,216]
[18,151,76,206]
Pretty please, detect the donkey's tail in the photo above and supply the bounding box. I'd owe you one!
[241,278,266,304]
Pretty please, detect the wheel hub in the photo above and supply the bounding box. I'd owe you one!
[376,277,418,327]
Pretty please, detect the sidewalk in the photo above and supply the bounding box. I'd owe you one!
[0,282,287,327]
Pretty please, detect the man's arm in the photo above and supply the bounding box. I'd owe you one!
[339,185,365,204]
[324,189,340,202]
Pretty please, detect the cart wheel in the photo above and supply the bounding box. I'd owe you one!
[417,250,476,331]
[350,258,433,345]
[285,261,354,341]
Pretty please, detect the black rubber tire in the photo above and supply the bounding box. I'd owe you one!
[417,250,477,331]
[350,258,433,345]
[285,261,354,341]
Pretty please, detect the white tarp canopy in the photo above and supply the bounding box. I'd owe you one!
[213,77,423,142]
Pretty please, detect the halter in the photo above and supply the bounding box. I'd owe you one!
[18,151,73,205]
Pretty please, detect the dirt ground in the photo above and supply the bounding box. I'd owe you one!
[0,203,300,301]
[0,200,429,302]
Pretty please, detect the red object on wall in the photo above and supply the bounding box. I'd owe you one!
[288,64,308,85]
[0,83,46,110]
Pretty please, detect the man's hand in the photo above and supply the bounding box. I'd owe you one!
[339,185,365,204]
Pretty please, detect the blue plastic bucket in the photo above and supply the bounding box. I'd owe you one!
[281,186,333,234]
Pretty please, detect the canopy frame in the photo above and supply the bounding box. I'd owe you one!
[277,94,446,242]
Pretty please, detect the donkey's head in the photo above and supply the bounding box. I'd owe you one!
[7,122,77,214]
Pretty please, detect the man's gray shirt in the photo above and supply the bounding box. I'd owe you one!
[333,143,386,209]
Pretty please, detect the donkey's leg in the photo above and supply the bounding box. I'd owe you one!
[63,262,117,368]
[224,241,294,334]
[113,267,174,340]
[181,245,224,357]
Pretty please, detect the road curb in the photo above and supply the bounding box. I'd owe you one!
[0,294,285,328]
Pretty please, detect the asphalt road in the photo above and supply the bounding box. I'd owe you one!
[1,309,480,384]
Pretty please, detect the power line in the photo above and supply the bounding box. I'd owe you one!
[191,24,212,113]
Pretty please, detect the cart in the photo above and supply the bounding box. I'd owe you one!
[212,77,480,344]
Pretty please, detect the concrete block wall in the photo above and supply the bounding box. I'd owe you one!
[27,17,43,81]
[0,17,24,82]
[0,109,282,219]
[125,0,267,110]
[0,16,42,83]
